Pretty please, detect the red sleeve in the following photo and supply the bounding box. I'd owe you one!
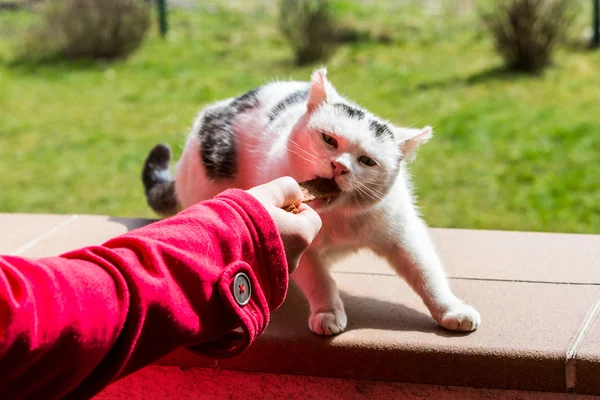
[0,189,289,400]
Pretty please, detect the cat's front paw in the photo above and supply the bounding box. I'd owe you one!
[309,309,347,336]
[437,302,481,332]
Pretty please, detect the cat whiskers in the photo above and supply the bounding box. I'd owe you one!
[362,184,386,201]
[286,147,316,165]
[354,184,376,202]
[354,181,385,202]
[307,140,322,162]
[286,138,320,165]
[347,181,362,206]
[356,178,388,194]
[288,138,319,161]
[356,177,387,188]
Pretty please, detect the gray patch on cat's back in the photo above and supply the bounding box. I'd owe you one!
[233,88,261,112]
[269,88,310,122]
[334,103,365,120]
[199,88,260,179]
[369,119,394,141]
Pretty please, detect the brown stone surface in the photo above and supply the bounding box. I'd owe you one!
[95,366,600,399]
[430,229,600,284]
[15,215,154,258]
[573,298,600,395]
[333,229,600,284]
[0,213,75,254]
[3,214,600,394]
[219,277,599,393]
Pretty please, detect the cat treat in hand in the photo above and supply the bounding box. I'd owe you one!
[284,178,341,213]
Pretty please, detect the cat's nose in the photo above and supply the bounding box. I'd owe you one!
[331,160,349,176]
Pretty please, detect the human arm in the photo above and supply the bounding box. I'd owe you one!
[0,178,320,399]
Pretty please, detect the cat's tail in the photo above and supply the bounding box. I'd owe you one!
[142,143,181,218]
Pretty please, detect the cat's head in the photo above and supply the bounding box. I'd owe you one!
[290,68,432,212]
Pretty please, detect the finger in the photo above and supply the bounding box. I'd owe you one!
[265,176,304,208]
[296,203,323,237]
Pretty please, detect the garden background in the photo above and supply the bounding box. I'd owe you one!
[0,0,598,233]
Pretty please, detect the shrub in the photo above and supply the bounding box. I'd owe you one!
[279,0,339,65]
[480,0,578,73]
[21,0,151,61]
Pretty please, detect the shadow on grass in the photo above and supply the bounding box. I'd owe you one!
[1,56,113,83]
[5,56,116,75]
[415,66,536,92]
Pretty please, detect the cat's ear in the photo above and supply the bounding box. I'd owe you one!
[307,68,334,113]
[398,126,433,162]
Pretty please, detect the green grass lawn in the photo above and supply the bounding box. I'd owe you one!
[0,1,599,234]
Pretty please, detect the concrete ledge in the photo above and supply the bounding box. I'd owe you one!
[94,366,599,400]
[2,213,599,395]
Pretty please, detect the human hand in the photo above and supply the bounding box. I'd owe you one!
[247,177,322,273]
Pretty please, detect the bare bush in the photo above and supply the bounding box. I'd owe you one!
[279,0,339,65]
[21,0,150,61]
[480,0,578,73]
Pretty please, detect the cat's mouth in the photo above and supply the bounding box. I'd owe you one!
[299,177,342,208]
[319,195,336,206]
[321,177,344,206]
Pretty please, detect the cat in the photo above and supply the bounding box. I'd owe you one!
[141,68,481,335]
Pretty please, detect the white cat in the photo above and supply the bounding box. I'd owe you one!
[142,68,481,335]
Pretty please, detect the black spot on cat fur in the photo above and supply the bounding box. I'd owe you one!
[269,88,310,122]
[234,88,260,112]
[369,119,393,140]
[199,88,260,179]
[334,103,365,120]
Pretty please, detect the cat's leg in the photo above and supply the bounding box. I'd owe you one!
[292,251,347,335]
[378,215,480,332]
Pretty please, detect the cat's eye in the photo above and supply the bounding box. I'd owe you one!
[321,131,338,148]
[359,155,376,167]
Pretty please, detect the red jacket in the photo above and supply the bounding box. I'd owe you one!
[0,189,289,399]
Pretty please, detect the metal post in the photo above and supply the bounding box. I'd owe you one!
[157,0,168,38]
[593,0,600,48]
